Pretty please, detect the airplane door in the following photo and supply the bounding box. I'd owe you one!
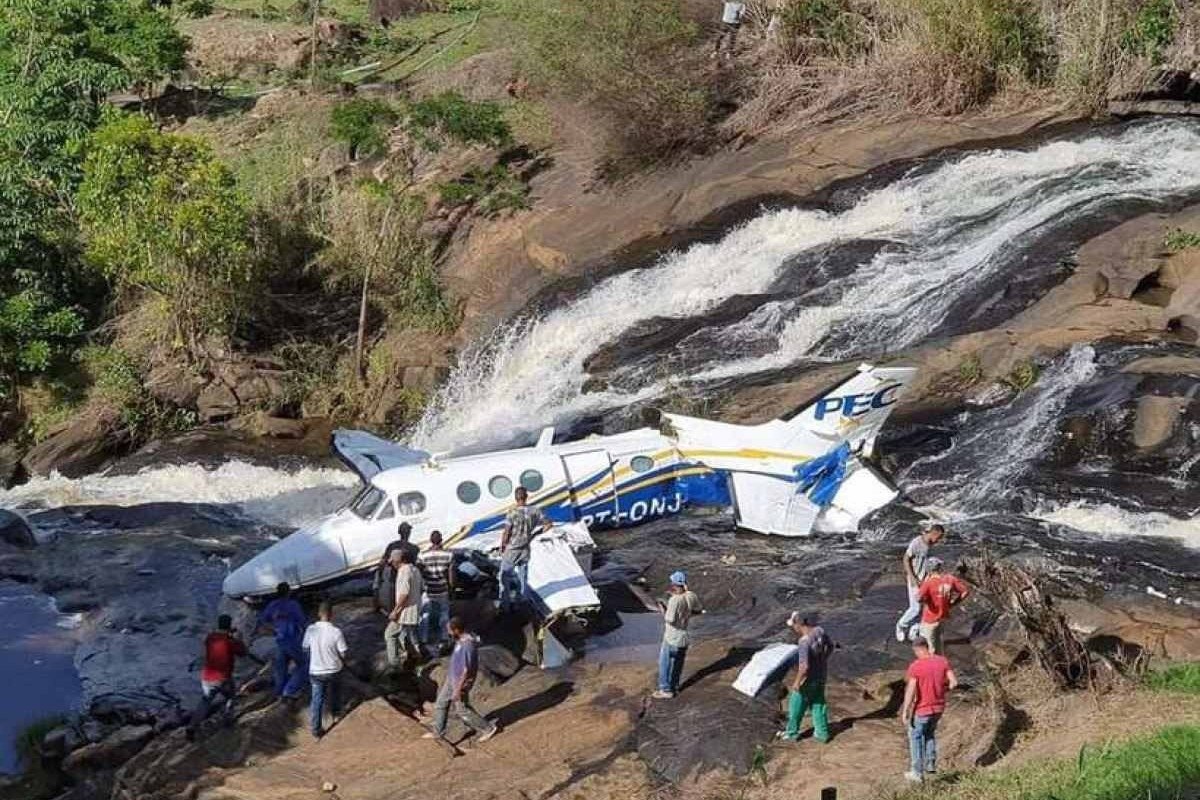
[561,450,619,527]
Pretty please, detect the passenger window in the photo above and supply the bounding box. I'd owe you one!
[457,481,481,504]
[396,492,426,516]
[350,486,385,519]
[631,455,655,473]
[489,475,513,498]
[376,500,396,521]
[520,469,544,492]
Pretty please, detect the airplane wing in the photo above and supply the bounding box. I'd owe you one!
[331,429,430,481]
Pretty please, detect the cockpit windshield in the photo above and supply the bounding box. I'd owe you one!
[349,485,386,520]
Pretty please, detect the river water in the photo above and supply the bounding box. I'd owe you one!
[2,119,1200,771]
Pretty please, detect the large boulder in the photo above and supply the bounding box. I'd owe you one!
[63,724,154,777]
[196,381,238,423]
[144,363,207,409]
[1132,395,1188,449]
[21,409,128,478]
[0,510,35,548]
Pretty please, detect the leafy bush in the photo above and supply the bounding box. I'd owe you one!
[0,290,84,386]
[499,0,711,165]
[957,353,984,386]
[1164,227,1200,253]
[330,98,400,160]
[406,92,512,151]
[902,0,1052,111]
[1120,0,1177,62]
[1003,360,1040,392]
[437,164,530,217]
[77,114,258,354]
[320,181,456,332]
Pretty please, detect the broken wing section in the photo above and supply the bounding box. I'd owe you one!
[332,429,431,481]
[728,460,899,537]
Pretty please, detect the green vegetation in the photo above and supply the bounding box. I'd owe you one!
[957,353,984,386]
[407,91,512,150]
[331,98,400,159]
[1146,662,1200,695]
[889,724,1200,800]
[1120,0,1178,62]
[77,114,258,354]
[1003,361,1040,392]
[438,164,529,217]
[777,0,867,60]
[500,0,710,165]
[10,714,69,799]
[1165,228,1200,253]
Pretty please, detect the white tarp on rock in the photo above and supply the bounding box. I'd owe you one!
[732,642,799,697]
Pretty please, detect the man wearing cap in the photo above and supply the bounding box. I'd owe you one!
[653,571,702,699]
[778,613,834,743]
[916,557,969,655]
[896,524,945,643]
[901,635,958,782]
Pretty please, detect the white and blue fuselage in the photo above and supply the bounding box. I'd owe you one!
[223,364,917,598]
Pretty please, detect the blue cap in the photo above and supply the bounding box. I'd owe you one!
[669,571,687,586]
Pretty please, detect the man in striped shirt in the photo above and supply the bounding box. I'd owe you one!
[418,530,454,652]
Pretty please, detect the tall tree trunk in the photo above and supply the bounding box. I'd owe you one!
[355,259,373,383]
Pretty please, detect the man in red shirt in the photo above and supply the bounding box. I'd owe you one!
[916,557,969,655]
[901,637,958,783]
[188,614,258,740]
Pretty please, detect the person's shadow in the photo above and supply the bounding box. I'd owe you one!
[678,647,759,693]
[794,679,906,743]
[488,681,574,728]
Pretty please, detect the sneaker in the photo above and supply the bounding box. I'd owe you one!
[477,726,499,743]
[312,728,325,740]
[774,730,798,742]
[651,690,675,700]
[895,629,907,643]
[904,771,924,783]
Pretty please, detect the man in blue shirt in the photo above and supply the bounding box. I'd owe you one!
[424,617,498,742]
[255,582,308,700]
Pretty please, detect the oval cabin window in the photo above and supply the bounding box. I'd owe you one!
[457,481,481,504]
[519,469,544,492]
[489,475,513,499]
[631,455,655,473]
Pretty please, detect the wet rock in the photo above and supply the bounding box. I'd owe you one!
[21,408,128,478]
[1123,356,1200,377]
[965,380,1016,410]
[56,588,102,613]
[145,362,207,409]
[1131,395,1187,449]
[196,382,239,423]
[63,724,154,776]
[0,549,36,582]
[0,509,35,548]
[478,644,522,685]
[42,725,82,759]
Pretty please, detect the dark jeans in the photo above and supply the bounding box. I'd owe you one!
[658,643,688,693]
[310,673,341,736]
[273,638,308,697]
[189,678,236,734]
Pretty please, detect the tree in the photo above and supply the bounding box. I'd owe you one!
[76,114,257,355]
[0,0,189,387]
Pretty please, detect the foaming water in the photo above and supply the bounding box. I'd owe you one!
[413,121,1200,451]
[1034,502,1200,548]
[0,461,357,529]
[898,345,1099,516]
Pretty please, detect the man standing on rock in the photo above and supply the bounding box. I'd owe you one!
[896,524,945,644]
[654,571,702,699]
[778,612,834,743]
[499,487,549,614]
[418,530,454,654]
[303,600,348,739]
[374,522,418,614]
[901,636,957,783]
[188,614,257,740]
[386,549,423,668]
[424,616,499,743]
[916,557,969,655]
[256,582,308,701]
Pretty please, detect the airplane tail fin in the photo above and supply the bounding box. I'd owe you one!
[780,363,918,456]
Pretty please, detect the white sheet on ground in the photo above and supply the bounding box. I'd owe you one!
[732,642,799,697]
[526,523,601,613]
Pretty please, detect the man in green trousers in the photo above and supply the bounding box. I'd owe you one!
[778,612,835,743]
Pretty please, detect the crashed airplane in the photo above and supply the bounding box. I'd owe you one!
[222,364,917,601]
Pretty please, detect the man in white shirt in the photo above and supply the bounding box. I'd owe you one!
[302,601,348,738]
[715,1,746,59]
[386,548,424,668]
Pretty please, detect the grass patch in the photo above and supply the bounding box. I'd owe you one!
[887,724,1200,800]
[957,353,984,386]
[369,9,499,79]
[438,164,529,216]
[216,0,369,24]
[1165,228,1200,254]
[1147,663,1200,695]
[1003,360,1040,393]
